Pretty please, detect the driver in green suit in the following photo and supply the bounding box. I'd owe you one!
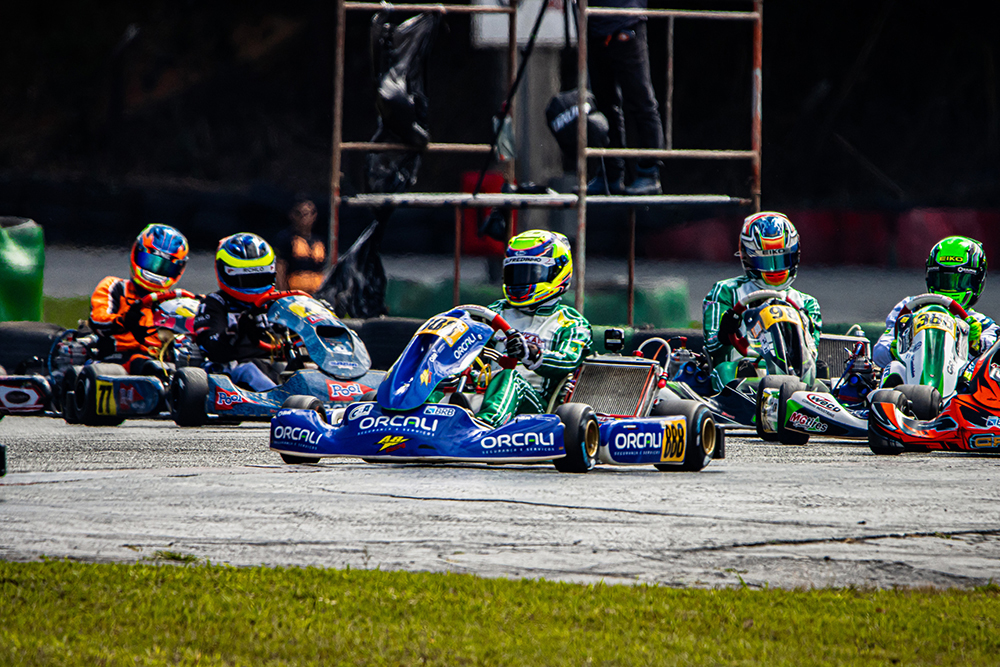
[703,212,822,390]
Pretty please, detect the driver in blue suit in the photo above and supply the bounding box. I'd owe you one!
[194,233,282,392]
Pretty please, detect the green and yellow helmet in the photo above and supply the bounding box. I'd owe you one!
[925,236,988,308]
[502,230,573,308]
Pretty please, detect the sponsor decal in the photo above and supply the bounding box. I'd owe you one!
[423,405,456,417]
[452,336,475,359]
[215,387,245,410]
[805,393,841,413]
[480,431,555,449]
[504,255,556,267]
[326,381,370,401]
[359,415,440,433]
[1,389,32,405]
[969,434,1000,450]
[611,418,686,462]
[377,435,408,452]
[788,410,829,433]
[987,415,1000,428]
[117,383,140,412]
[348,403,374,420]
[272,424,322,445]
[420,369,432,385]
[289,302,327,324]
[95,379,117,416]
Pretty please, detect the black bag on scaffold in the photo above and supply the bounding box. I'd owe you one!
[545,88,610,160]
[315,218,389,320]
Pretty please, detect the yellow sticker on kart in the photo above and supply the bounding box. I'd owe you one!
[95,379,117,416]
[759,304,799,329]
[417,316,469,346]
[660,416,687,463]
[912,311,956,337]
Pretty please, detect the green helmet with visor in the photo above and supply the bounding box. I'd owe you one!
[925,236,987,309]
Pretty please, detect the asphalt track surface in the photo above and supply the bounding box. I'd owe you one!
[3,416,999,589]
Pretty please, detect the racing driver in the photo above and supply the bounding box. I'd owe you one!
[194,233,283,392]
[873,235,997,369]
[89,224,190,374]
[702,211,822,389]
[444,229,592,427]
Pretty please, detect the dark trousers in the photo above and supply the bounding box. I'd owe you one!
[588,22,664,179]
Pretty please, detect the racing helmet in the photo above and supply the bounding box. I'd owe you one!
[215,233,277,302]
[130,224,189,292]
[502,230,573,309]
[738,211,800,291]
[925,236,988,309]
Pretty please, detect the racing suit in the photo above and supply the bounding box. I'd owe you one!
[194,291,279,391]
[89,276,164,371]
[872,297,998,369]
[473,299,592,427]
[702,275,822,382]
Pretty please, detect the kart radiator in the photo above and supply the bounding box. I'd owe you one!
[566,357,659,418]
[818,334,871,378]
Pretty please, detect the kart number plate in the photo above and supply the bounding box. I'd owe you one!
[418,316,469,346]
[760,305,799,329]
[912,311,956,337]
[660,416,686,463]
[95,379,117,416]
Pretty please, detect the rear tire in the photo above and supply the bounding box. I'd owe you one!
[554,403,599,473]
[75,363,127,426]
[170,367,209,427]
[652,399,718,472]
[867,389,908,455]
[278,395,324,464]
[894,384,942,420]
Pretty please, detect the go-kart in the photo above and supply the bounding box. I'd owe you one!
[0,290,200,425]
[753,294,970,445]
[661,289,821,429]
[169,291,384,426]
[270,305,724,472]
[867,336,1000,455]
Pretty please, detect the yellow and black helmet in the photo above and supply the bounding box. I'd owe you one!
[215,233,276,302]
[502,230,573,308]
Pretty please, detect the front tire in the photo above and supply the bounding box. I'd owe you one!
[652,400,719,472]
[755,375,794,442]
[75,363,127,426]
[554,403,599,473]
[775,378,810,445]
[867,389,908,455]
[277,396,324,464]
[894,384,942,420]
[170,367,209,427]
[61,366,82,424]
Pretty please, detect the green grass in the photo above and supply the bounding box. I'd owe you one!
[2,561,999,666]
[42,296,91,329]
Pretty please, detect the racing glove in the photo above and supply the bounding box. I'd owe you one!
[238,310,270,339]
[717,308,742,340]
[118,302,148,340]
[504,332,542,369]
[967,316,983,355]
[889,339,900,362]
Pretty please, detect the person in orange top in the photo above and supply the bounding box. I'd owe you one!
[89,224,189,373]
[274,197,326,293]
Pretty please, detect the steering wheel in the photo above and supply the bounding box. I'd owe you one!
[251,289,312,309]
[455,304,520,370]
[727,290,802,357]
[894,292,968,341]
[139,288,197,307]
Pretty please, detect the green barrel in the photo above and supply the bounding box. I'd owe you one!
[0,217,45,322]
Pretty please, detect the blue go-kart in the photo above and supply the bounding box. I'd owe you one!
[169,291,384,426]
[270,304,724,472]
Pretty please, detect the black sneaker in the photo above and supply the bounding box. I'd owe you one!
[624,167,662,196]
[586,174,625,195]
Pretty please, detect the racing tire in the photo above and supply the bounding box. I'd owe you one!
[894,384,942,421]
[75,363,127,426]
[61,366,82,424]
[755,375,797,442]
[651,400,719,472]
[554,403,599,473]
[867,389,908,456]
[170,367,209,427]
[277,395,324,464]
[776,378,810,446]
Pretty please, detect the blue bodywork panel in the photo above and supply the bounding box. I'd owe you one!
[207,369,386,420]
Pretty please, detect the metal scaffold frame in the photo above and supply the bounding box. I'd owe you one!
[330,0,763,325]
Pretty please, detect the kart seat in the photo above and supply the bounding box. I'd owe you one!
[445,391,484,414]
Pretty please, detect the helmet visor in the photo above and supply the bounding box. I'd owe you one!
[744,250,796,273]
[135,250,186,279]
[222,264,275,290]
[927,268,977,293]
[503,258,556,287]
